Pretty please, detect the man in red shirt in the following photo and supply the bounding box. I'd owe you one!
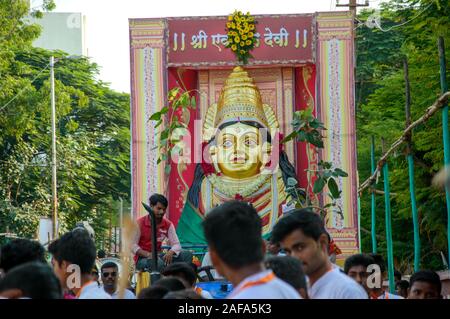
[132,194,193,272]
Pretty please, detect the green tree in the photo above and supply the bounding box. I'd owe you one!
[0,1,130,250]
[356,0,450,271]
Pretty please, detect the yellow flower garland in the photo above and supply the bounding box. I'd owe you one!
[225,10,257,65]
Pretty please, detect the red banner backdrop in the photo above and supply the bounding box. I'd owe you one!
[129,12,360,262]
[168,14,315,67]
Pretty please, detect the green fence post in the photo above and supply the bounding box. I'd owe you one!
[370,136,377,253]
[407,155,420,271]
[438,36,450,270]
[382,138,395,293]
[404,59,420,271]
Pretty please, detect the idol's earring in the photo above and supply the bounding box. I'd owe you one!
[209,145,221,174]
[260,142,272,171]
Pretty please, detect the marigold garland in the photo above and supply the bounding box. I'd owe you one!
[226,10,257,65]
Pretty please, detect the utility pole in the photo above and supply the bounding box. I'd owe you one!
[50,56,58,240]
[336,0,369,17]
[119,197,123,253]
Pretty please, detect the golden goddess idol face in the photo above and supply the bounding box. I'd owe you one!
[210,122,270,179]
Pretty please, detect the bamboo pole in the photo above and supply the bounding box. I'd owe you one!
[370,189,398,196]
[357,195,362,253]
[382,138,395,293]
[370,136,377,253]
[404,58,421,272]
[438,37,450,270]
[118,216,138,299]
[361,226,384,241]
[359,91,450,194]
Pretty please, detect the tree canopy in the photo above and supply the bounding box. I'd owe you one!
[0,0,130,249]
[356,0,450,271]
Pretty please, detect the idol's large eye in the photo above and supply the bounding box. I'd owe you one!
[223,139,233,148]
[245,137,257,147]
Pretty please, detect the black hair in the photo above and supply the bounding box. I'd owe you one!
[394,269,402,281]
[101,261,118,272]
[187,120,300,207]
[344,254,375,274]
[162,262,197,287]
[203,200,264,268]
[0,262,62,299]
[163,289,204,299]
[48,229,96,274]
[152,277,187,291]
[396,279,409,290]
[97,249,106,259]
[367,253,386,274]
[265,256,307,291]
[409,270,441,295]
[271,209,327,244]
[138,286,169,299]
[0,239,47,273]
[149,193,168,208]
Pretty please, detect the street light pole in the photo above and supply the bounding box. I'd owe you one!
[50,56,58,239]
[119,197,123,253]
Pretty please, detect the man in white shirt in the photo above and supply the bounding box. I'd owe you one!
[202,201,301,299]
[100,261,135,299]
[272,209,368,299]
[367,253,403,299]
[48,229,111,299]
[344,253,376,295]
[265,255,309,299]
[78,281,112,299]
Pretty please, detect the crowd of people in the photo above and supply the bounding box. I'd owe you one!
[0,194,445,299]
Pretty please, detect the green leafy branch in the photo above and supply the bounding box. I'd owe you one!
[149,87,197,176]
[282,108,348,218]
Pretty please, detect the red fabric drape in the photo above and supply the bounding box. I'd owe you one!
[167,68,198,227]
[295,65,317,192]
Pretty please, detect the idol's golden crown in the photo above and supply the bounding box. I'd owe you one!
[215,66,268,127]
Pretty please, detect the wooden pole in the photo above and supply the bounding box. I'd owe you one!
[382,138,395,293]
[50,56,58,239]
[404,58,420,272]
[109,210,112,255]
[119,197,123,254]
[370,136,377,253]
[371,189,398,196]
[438,36,450,270]
[357,195,362,253]
[335,0,369,17]
[349,0,357,18]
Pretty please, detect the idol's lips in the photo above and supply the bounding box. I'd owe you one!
[232,155,246,161]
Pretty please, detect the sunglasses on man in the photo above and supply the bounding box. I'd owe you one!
[102,271,117,278]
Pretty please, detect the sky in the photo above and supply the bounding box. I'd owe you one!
[48,0,383,93]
